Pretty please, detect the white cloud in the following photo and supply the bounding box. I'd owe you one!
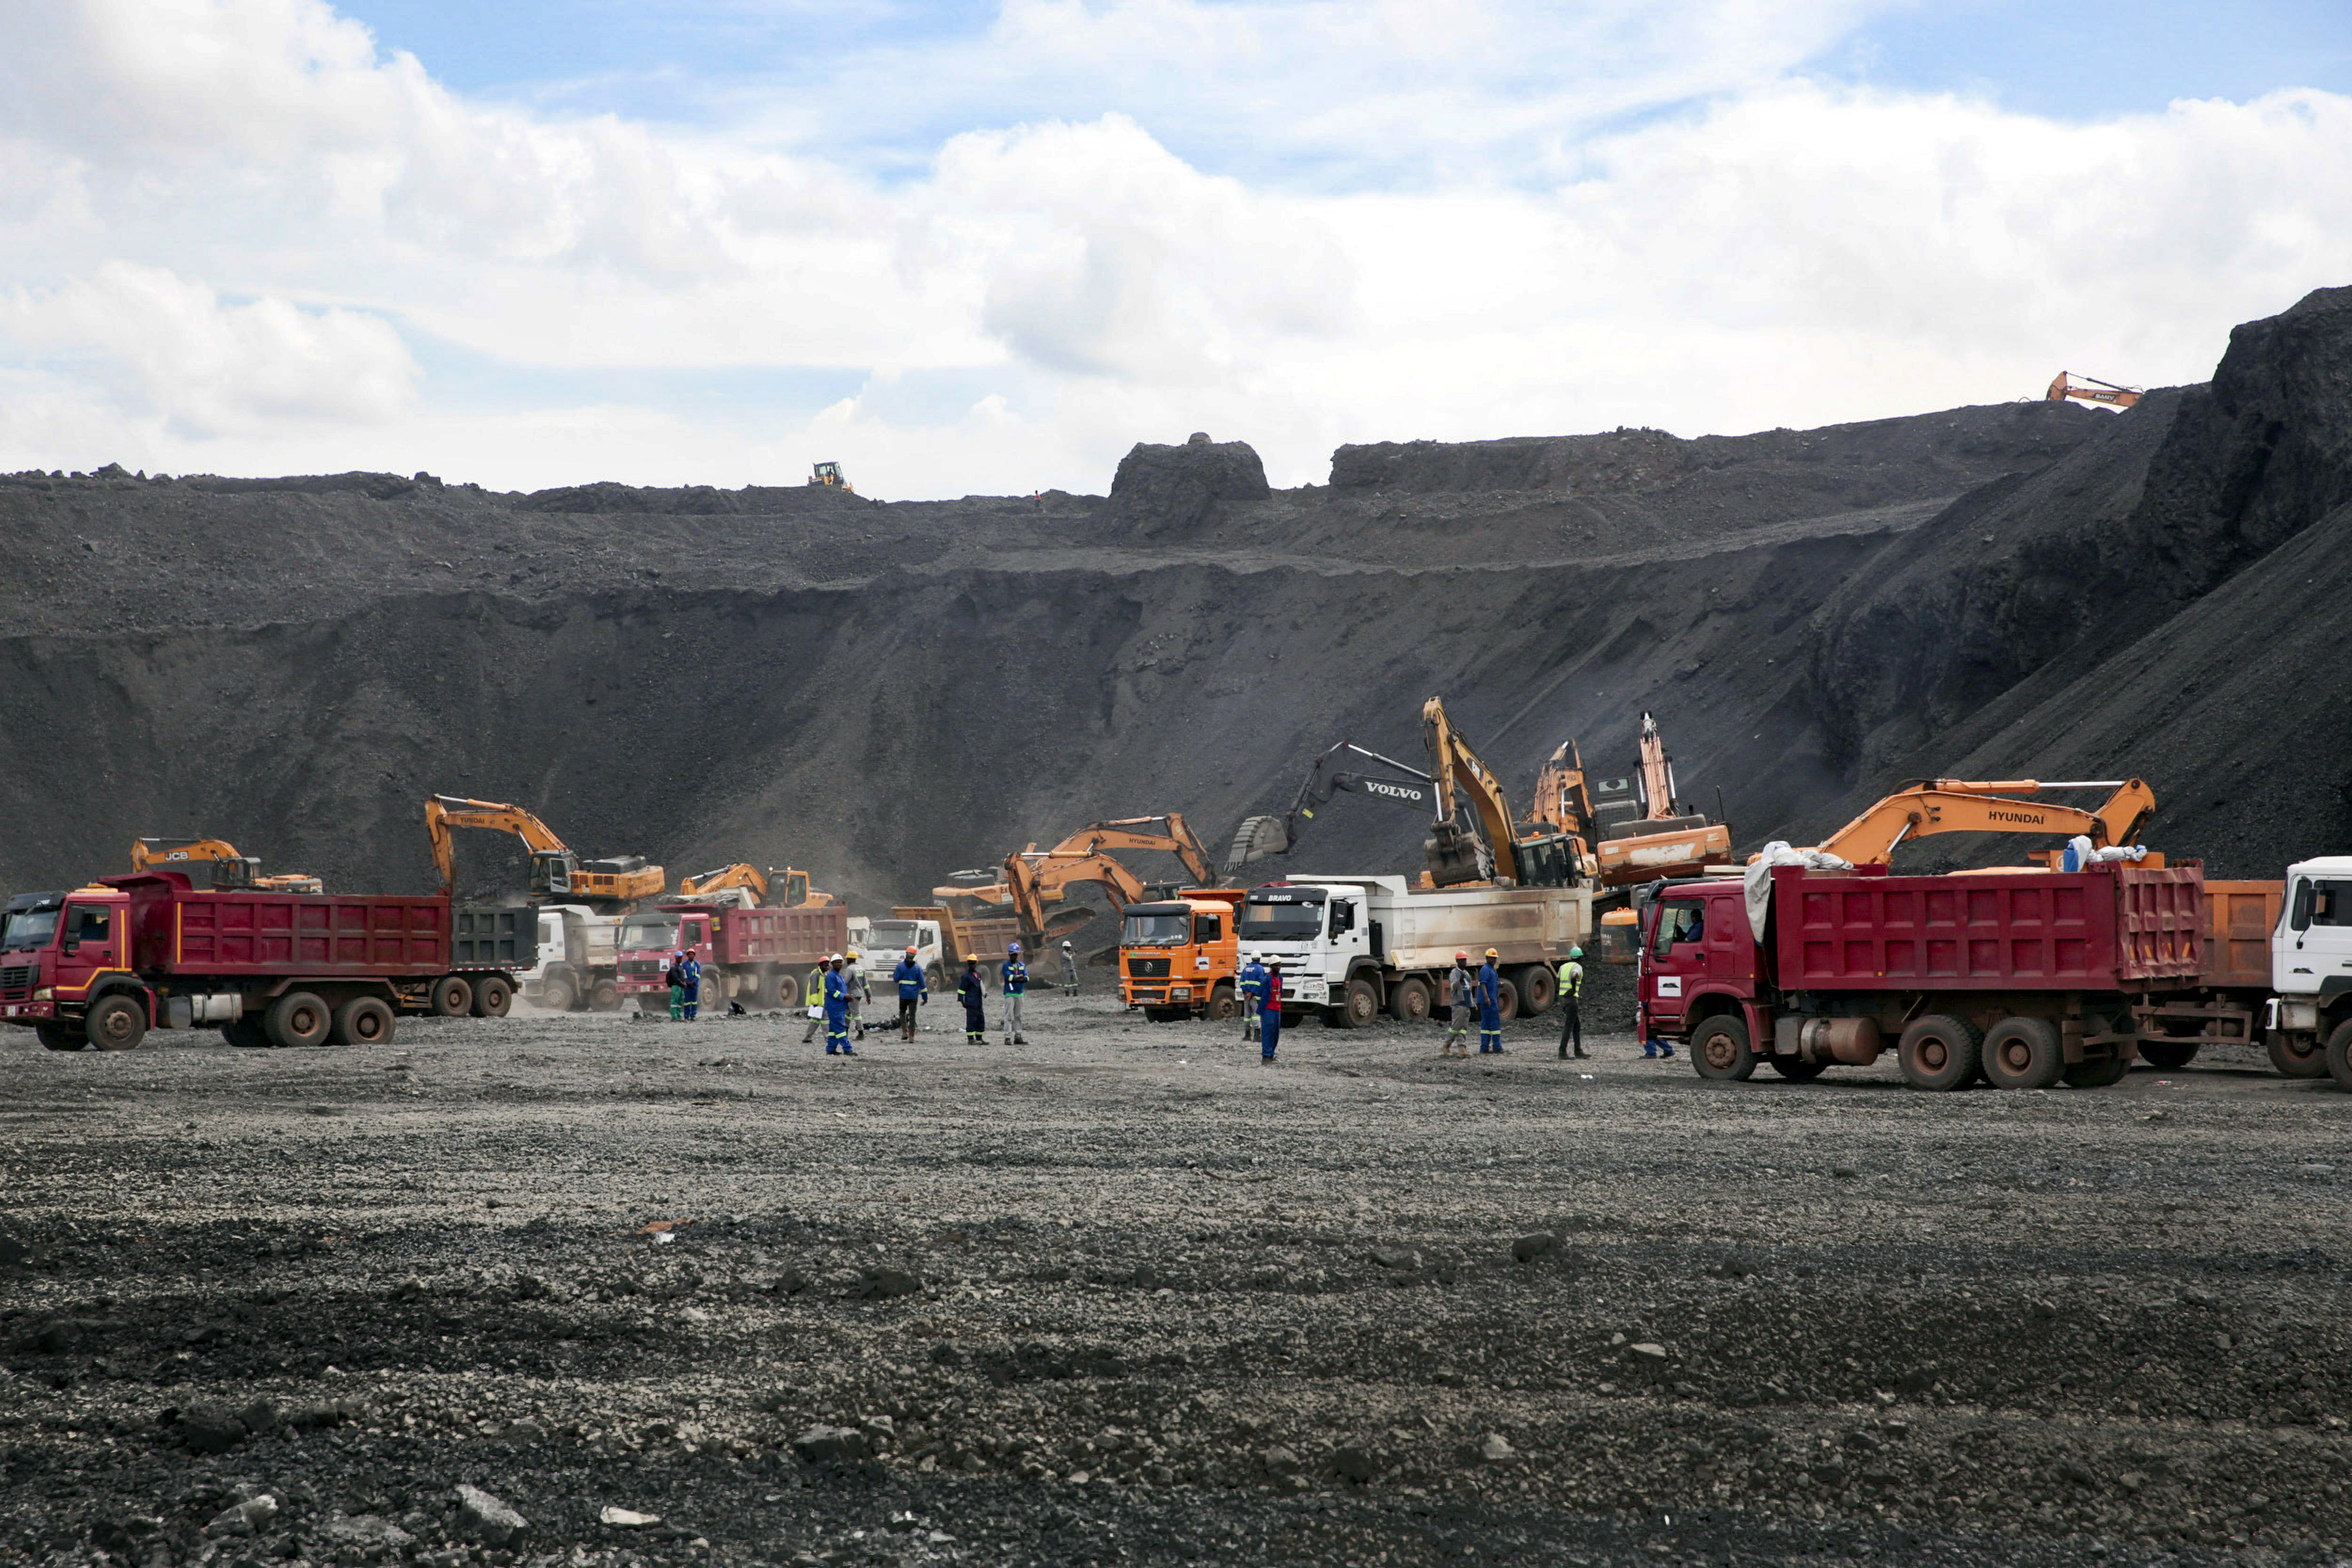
[0,1,2348,494]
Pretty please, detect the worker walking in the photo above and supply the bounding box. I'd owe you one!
[958,954,988,1044]
[680,950,703,1022]
[822,952,854,1056]
[1060,940,1080,995]
[800,961,828,1043]
[1557,945,1586,1059]
[1441,951,1474,1058]
[844,948,869,1041]
[666,950,688,1021]
[1237,955,1267,1043]
[1001,942,1029,1045]
[1476,948,1504,1055]
[1259,962,1284,1064]
[893,946,925,1042]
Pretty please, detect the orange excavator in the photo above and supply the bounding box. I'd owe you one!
[425,795,665,910]
[130,837,323,892]
[677,863,835,907]
[1422,697,1592,888]
[1802,778,2158,867]
[1591,712,1735,888]
[2047,372,2142,410]
[941,816,1221,945]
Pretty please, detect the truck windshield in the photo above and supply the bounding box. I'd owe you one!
[2,910,59,950]
[870,921,921,951]
[619,917,679,951]
[1122,912,1190,946]
[1241,897,1324,941]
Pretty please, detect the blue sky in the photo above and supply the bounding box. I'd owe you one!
[2,1,2349,495]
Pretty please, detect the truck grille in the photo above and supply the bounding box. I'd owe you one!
[1128,957,1171,978]
[619,958,664,975]
[0,964,31,996]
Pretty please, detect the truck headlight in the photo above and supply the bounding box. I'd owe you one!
[32,987,52,1001]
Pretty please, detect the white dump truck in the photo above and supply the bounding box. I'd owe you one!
[854,905,1020,996]
[1236,875,1591,1028]
[517,904,622,1012]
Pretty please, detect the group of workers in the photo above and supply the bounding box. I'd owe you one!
[1222,945,1594,1064]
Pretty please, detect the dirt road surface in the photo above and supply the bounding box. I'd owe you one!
[5,994,2349,1567]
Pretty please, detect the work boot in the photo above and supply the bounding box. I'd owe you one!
[1642,1045,1659,1059]
[1659,1042,1675,1058]
[1575,1048,1588,1059]
[1014,1034,1028,1045]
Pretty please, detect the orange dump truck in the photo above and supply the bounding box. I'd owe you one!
[1121,889,1244,1021]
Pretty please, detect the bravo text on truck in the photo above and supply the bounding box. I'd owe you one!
[1638,859,2207,1089]
[0,874,526,1051]
[614,898,848,1012]
[1237,876,1591,1028]
[1121,889,1243,1021]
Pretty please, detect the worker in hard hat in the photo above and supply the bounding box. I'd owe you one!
[666,950,688,1022]
[1259,961,1284,1064]
[844,948,870,1041]
[1060,939,1080,995]
[1237,953,1267,1044]
[1556,946,1586,1059]
[1000,941,1029,1045]
[800,958,829,1043]
[680,948,703,1022]
[1476,948,1504,1054]
[893,946,925,1041]
[958,953,988,1044]
[821,952,854,1056]
[1441,951,1475,1058]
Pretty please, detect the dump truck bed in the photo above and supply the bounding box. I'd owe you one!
[1369,881,1591,971]
[2200,880,2283,991]
[118,875,453,978]
[1769,862,2204,993]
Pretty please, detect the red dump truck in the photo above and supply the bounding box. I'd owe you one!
[0,872,528,1051]
[1638,861,2206,1090]
[614,899,849,1012]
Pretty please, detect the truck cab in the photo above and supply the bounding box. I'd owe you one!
[0,886,135,1047]
[1635,877,1760,1045]
[1121,890,1244,1021]
[517,903,620,1012]
[1237,883,1368,1016]
[614,904,719,1008]
[859,916,944,995]
[2274,857,2352,1047]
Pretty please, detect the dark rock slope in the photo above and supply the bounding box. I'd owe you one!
[1,287,2346,911]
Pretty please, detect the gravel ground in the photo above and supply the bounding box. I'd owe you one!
[5,991,2351,1568]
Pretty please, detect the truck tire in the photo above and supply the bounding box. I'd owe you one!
[83,993,147,1052]
[35,1021,85,1051]
[538,972,577,1013]
[590,978,620,1012]
[2324,1019,2352,1092]
[1982,1016,2064,1091]
[470,975,513,1018]
[1206,982,1237,1021]
[1690,1015,1756,1081]
[1494,977,1520,1022]
[267,991,333,1048]
[223,1017,269,1049]
[1768,1054,1826,1081]
[1515,964,1556,1016]
[1897,1014,1982,1092]
[429,975,473,1018]
[1334,977,1380,1029]
[747,969,783,1010]
[2269,1031,2326,1078]
[1388,976,1432,1022]
[926,963,947,994]
[774,972,801,1009]
[332,995,396,1047]
[2063,1052,2129,1088]
[2141,1037,2200,1071]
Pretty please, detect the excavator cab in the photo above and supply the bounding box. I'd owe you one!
[808,461,853,492]
[782,870,811,907]
[528,850,579,898]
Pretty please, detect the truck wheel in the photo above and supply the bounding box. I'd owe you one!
[1145,1007,1182,1023]
[748,970,782,1009]
[538,974,577,1014]
[1388,977,1431,1022]
[1897,1014,1982,1092]
[1494,978,1520,1022]
[2063,1052,2129,1088]
[2141,1038,2200,1071]
[429,975,473,1018]
[1768,1054,1826,1081]
[1982,1017,2064,1091]
[1690,1015,1756,1081]
[222,1017,269,1049]
[2269,1031,2325,1078]
[1515,964,1556,1016]
[774,973,801,1009]
[1206,982,1237,1021]
[470,975,513,1018]
[332,996,396,1047]
[83,994,148,1052]
[2323,1019,2352,1092]
[1334,978,1380,1029]
[35,1021,85,1052]
[927,964,947,994]
[267,991,333,1048]
[589,979,620,1012]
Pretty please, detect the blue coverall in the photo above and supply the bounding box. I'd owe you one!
[1237,959,1265,1042]
[823,967,853,1054]
[1260,969,1283,1061]
[893,957,925,1040]
[958,966,987,1042]
[680,956,703,1021]
[1477,960,1502,1054]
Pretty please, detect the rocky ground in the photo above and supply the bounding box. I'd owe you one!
[5,989,2352,1568]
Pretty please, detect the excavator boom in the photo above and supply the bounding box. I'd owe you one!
[131,837,322,892]
[681,864,769,901]
[1227,742,1433,871]
[425,795,664,908]
[2047,371,2143,410]
[1811,778,2157,865]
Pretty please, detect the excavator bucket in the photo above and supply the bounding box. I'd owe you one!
[1424,820,1495,888]
[1224,815,1291,874]
[1040,907,1097,943]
